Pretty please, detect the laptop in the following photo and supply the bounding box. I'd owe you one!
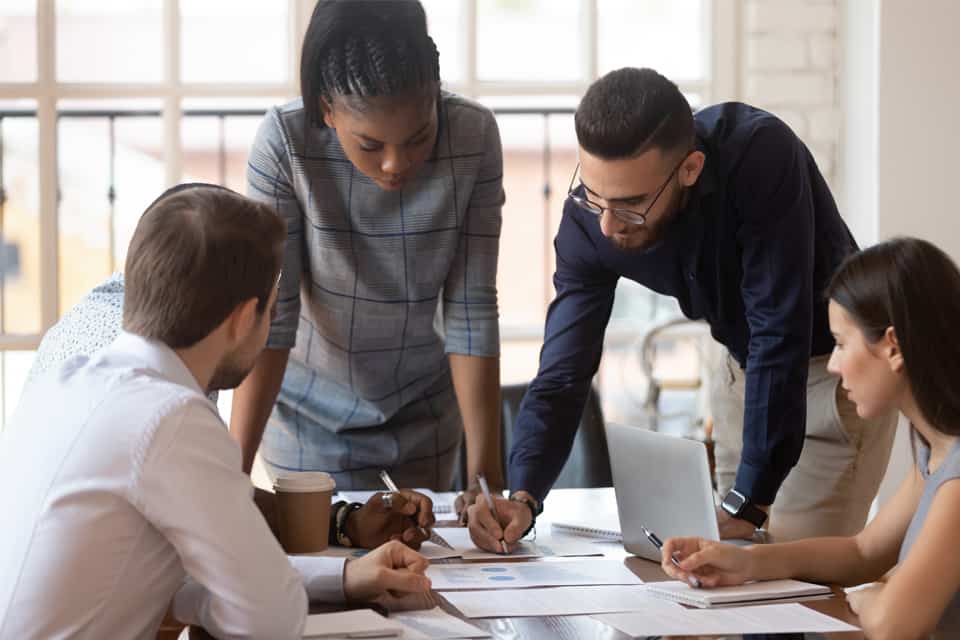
[605,422,722,562]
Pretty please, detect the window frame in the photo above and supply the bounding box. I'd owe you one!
[0,0,737,352]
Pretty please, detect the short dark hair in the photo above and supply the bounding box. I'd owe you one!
[300,0,441,127]
[575,67,694,160]
[123,184,285,349]
[827,237,960,437]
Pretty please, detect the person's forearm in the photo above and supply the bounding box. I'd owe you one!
[231,348,290,473]
[449,353,504,489]
[748,536,883,586]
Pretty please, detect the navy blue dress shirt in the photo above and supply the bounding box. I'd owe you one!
[508,102,858,506]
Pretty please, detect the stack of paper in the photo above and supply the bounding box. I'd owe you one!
[644,578,832,608]
[389,607,490,639]
[594,602,859,636]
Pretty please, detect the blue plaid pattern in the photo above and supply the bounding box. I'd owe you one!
[247,93,503,488]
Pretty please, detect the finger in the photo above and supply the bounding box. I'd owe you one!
[386,539,430,574]
[401,526,428,548]
[679,544,726,573]
[399,491,434,525]
[385,492,413,516]
[469,502,503,539]
[467,506,506,552]
[662,537,701,560]
[502,508,531,544]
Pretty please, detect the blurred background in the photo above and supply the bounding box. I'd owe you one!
[1,1,957,499]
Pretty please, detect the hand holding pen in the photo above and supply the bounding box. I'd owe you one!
[642,525,702,588]
[477,473,510,554]
[378,470,454,550]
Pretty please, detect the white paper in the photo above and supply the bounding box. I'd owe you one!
[302,609,404,638]
[339,490,456,514]
[426,559,643,591]
[307,544,461,561]
[428,527,604,561]
[389,607,490,638]
[442,585,682,618]
[594,602,859,636]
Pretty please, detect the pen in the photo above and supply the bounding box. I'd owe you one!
[477,473,510,554]
[378,470,454,550]
[641,525,702,588]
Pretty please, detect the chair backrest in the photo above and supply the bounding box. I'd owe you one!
[501,383,612,489]
[452,383,613,491]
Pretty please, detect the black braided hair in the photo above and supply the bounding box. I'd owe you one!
[301,0,441,127]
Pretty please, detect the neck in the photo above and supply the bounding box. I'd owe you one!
[900,393,959,470]
[174,339,221,393]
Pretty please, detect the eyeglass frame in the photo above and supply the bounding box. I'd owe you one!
[566,152,692,226]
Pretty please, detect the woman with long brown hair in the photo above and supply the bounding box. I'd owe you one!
[661,237,960,638]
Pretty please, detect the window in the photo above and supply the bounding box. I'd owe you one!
[0,0,728,427]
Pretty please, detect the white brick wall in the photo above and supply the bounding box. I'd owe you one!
[739,0,841,188]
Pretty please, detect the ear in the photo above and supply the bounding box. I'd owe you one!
[320,97,336,129]
[883,326,904,373]
[224,297,261,343]
[679,150,705,188]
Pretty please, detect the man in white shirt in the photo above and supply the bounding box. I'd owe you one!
[0,184,431,640]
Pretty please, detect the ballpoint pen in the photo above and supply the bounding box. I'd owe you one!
[378,470,454,550]
[477,473,510,554]
[641,524,702,588]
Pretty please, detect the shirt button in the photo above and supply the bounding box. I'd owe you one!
[688,273,696,281]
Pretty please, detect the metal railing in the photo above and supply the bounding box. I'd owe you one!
[0,105,576,340]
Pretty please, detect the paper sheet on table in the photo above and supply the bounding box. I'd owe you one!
[338,490,457,514]
[302,609,404,638]
[307,544,461,561]
[442,585,682,618]
[594,602,859,636]
[389,607,490,638]
[426,559,643,591]
[428,527,604,560]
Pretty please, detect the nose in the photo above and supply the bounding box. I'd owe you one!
[826,348,840,376]
[381,146,411,176]
[599,209,629,238]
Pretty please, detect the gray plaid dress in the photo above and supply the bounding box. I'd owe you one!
[246,93,503,490]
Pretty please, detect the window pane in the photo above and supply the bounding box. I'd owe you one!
[0,101,41,335]
[180,0,289,84]
[477,0,582,83]
[56,0,163,83]
[182,99,273,193]
[2,350,35,429]
[598,0,708,82]
[0,1,36,82]
[421,0,464,85]
[58,100,164,313]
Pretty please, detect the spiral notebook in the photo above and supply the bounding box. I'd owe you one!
[644,579,832,608]
[550,518,622,541]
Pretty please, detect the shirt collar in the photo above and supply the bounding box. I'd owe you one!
[111,331,205,395]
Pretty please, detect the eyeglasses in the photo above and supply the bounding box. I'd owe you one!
[566,153,690,226]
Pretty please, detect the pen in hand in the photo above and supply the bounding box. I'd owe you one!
[378,470,453,550]
[641,525,702,588]
[477,473,510,554]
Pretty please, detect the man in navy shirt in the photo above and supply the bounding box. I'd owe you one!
[467,68,897,549]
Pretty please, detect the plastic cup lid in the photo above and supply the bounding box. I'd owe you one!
[273,472,336,493]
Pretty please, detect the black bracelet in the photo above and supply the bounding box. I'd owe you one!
[329,500,348,546]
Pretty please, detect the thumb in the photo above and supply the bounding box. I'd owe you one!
[680,544,728,573]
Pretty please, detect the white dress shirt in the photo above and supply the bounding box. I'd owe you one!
[0,332,346,639]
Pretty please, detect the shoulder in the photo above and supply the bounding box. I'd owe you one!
[696,102,801,169]
[440,92,499,147]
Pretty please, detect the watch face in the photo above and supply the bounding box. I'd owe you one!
[723,491,747,513]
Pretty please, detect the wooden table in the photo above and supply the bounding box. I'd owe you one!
[188,488,863,639]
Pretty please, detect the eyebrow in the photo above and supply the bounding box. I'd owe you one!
[581,181,651,204]
[354,121,432,146]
